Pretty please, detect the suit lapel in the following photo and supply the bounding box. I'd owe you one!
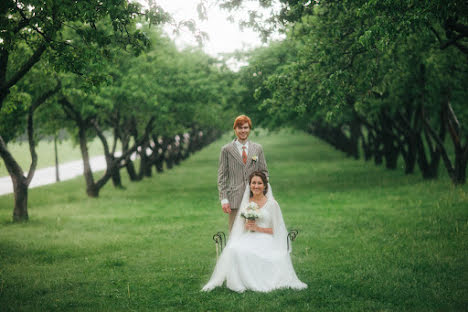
[246,141,257,166]
[227,140,244,165]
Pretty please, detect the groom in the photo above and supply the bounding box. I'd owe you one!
[218,115,269,232]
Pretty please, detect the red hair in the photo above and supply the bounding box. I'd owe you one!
[233,115,252,129]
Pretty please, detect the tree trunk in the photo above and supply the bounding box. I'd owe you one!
[362,139,373,161]
[173,134,182,165]
[398,127,417,175]
[188,129,199,154]
[111,170,123,188]
[12,175,29,221]
[349,119,360,159]
[384,147,399,169]
[136,139,152,178]
[77,125,99,197]
[379,112,399,170]
[382,135,399,170]
[0,83,58,221]
[394,107,424,175]
[416,131,440,179]
[155,155,164,173]
[416,110,444,180]
[414,64,440,179]
[126,160,139,180]
[181,133,190,160]
[54,134,60,182]
[192,130,203,152]
[163,136,175,170]
[121,136,140,181]
[165,147,174,169]
[110,157,124,189]
[443,99,467,185]
[0,139,30,221]
[423,100,468,185]
[140,151,152,177]
[62,97,155,196]
[76,124,115,197]
[402,139,417,174]
[174,146,182,166]
[153,140,165,173]
[373,132,384,166]
[453,149,468,184]
[416,132,430,179]
[361,124,374,161]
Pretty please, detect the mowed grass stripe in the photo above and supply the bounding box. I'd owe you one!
[0,130,466,311]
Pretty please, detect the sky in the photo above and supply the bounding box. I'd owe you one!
[149,0,281,69]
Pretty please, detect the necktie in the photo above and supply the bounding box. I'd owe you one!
[242,146,247,164]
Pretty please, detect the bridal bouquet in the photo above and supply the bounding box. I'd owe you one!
[240,202,259,220]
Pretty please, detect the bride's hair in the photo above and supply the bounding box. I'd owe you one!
[249,171,268,197]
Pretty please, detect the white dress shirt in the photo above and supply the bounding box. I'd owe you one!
[235,140,249,157]
[221,140,249,205]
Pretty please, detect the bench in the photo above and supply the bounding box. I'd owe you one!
[212,230,299,259]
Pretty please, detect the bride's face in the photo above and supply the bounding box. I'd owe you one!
[250,176,265,196]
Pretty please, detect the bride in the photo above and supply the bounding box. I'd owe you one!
[202,171,307,292]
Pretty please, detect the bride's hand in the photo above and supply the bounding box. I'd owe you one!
[245,220,257,231]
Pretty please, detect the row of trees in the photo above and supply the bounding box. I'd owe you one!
[0,1,235,222]
[224,0,468,185]
[2,0,466,222]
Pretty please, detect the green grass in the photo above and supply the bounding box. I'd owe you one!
[0,137,107,177]
[0,130,467,311]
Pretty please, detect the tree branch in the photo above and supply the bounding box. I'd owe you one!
[93,116,156,191]
[445,101,461,146]
[430,26,442,44]
[1,43,47,95]
[453,41,468,55]
[0,49,9,93]
[446,21,468,37]
[92,119,111,157]
[59,96,80,122]
[0,135,24,178]
[16,6,54,43]
[26,80,61,184]
[123,116,155,161]
[430,25,467,55]
[25,103,38,185]
[440,33,465,50]
[422,115,454,174]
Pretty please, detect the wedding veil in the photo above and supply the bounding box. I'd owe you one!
[228,183,291,253]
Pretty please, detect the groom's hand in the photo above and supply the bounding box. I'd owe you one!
[222,203,231,214]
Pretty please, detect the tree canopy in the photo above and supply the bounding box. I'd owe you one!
[226,0,468,184]
[0,1,236,221]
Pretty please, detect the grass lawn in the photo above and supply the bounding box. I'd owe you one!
[0,137,108,177]
[0,130,466,311]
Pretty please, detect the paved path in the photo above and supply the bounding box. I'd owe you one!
[0,155,108,196]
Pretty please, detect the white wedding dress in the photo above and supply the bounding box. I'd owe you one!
[202,184,307,293]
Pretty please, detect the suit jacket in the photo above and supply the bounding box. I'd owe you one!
[218,139,269,209]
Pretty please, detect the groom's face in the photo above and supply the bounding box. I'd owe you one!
[235,122,250,141]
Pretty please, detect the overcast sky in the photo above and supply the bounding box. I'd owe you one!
[150,0,281,68]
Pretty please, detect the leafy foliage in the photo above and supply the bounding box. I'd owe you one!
[230,0,468,184]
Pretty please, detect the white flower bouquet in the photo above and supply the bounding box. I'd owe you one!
[240,202,259,220]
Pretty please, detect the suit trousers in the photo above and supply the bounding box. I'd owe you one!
[229,208,239,232]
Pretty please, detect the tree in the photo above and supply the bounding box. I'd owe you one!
[0,0,168,220]
[224,0,468,184]
[0,54,60,221]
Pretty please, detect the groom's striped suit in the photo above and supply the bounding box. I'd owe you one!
[218,139,269,219]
